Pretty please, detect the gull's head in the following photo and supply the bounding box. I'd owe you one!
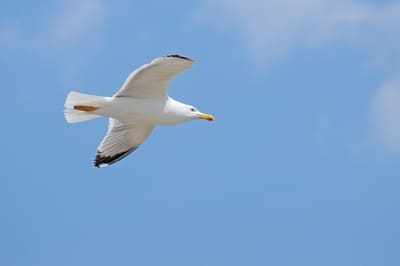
[164,99,215,125]
[181,104,215,122]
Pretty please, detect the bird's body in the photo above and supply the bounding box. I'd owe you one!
[95,96,196,125]
[64,55,214,167]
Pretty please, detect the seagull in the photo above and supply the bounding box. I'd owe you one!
[64,55,214,167]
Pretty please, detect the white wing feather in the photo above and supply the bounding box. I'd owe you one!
[114,55,194,99]
[95,119,155,167]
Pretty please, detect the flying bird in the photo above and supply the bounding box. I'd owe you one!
[64,55,214,167]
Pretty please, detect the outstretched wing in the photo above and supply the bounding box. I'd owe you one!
[114,55,194,99]
[95,118,155,167]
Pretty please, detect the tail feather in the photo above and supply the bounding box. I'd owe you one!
[64,91,105,123]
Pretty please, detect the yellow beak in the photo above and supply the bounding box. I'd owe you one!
[197,113,215,121]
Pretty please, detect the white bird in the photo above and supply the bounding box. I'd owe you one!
[64,55,214,167]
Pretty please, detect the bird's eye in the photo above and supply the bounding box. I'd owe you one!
[190,107,196,112]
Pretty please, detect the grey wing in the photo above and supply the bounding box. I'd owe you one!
[114,55,194,99]
[95,118,155,167]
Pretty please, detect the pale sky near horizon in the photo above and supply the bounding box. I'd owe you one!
[1,1,400,265]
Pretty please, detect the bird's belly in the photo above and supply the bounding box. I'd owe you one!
[98,97,169,125]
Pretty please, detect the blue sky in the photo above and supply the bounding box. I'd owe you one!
[1,0,400,265]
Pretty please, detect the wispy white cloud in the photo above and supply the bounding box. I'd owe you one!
[47,0,104,48]
[199,0,400,64]
[0,0,105,53]
[200,0,400,153]
[371,77,400,152]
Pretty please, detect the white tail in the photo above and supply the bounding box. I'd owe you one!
[64,91,105,123]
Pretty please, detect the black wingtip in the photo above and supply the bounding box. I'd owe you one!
[94,147,138,168]
[165,54,194,61]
